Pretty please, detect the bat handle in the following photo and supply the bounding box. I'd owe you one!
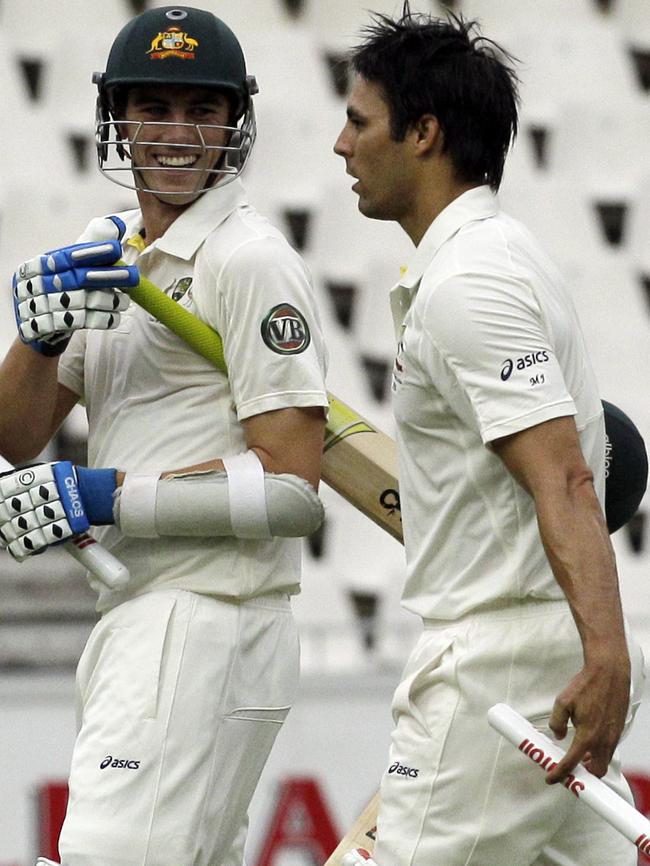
[65,533,130,589]
[488,703,650,854]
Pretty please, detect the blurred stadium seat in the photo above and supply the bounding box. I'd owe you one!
[629,174,650,274]
[304,0,408,51]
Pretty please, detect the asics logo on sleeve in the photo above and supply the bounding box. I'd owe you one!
[500,350,550,381]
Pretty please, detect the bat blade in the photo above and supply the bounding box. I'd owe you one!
[323,396,402,543]
[324,791,380,866]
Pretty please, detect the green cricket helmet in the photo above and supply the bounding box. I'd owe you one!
[93,6,258,195]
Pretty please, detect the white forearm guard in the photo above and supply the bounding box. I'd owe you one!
[113,452,324,540]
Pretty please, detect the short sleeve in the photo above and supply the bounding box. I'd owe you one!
[195,235,328,421]
[417,272,575,443]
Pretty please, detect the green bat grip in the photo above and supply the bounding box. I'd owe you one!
[120,263,228,374]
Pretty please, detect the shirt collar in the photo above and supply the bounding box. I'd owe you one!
[398,185,498,289]
[150,178,248,260]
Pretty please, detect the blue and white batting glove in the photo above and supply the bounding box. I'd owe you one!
[0,462,117,561]
[13,216,139,356]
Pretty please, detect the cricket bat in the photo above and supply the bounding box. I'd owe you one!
[323,396,401,541]
[324,791,380,866]
[124,269,404,543]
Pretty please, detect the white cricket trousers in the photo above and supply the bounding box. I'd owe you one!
[374,598,645,866]
[58,589,299,866]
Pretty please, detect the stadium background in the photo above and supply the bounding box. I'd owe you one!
[0,0,649,862]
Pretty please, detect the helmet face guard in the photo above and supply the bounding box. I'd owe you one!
[94,99,257,196]
[93,5,258,196]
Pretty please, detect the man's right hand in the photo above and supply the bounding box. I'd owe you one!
[13,239,139,356]
[0,460,117,561]
[545,649,631,784]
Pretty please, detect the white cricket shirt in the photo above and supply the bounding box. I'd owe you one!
[391,186,605,620]
[58,180,328,612]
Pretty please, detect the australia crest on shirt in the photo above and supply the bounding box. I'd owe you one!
[165,276,194,307]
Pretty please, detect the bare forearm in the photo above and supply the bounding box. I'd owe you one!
[535,476,628,660]
[494,416,631,779]
[0,340,62,462]
[535,476,631,780]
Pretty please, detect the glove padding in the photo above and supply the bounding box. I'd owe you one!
[13,235,139,356]
[0,461,117,561]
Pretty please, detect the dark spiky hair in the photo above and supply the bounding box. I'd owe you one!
[350,1,519,190]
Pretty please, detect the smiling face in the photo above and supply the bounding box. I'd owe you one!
[334,75,416,225]
[122,84,233,205]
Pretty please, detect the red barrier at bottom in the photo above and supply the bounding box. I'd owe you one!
[35,782,68,861]
[255,777,340,866]
[33,776,338,866]
[36,772,649,865]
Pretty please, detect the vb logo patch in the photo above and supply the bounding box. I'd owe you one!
[261,303,311,355]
